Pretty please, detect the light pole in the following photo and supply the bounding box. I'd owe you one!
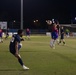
[21,0,23,29]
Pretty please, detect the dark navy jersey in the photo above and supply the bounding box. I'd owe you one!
[10,34,21,50]
[60,29,64,39]
[61,29,64,35]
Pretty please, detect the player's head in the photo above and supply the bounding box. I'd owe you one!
[17,29,24,37]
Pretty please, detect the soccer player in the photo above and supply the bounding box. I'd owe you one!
[56,21,60,44]
[50,23,58,49]
[9,29,29,70]
[58,26,66,45]
[0,27,3,43]
[5,28,9,39]
[65,28,70,38]
[26,28,30,40]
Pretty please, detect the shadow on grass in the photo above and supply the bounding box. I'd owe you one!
[64,45,76,50]
[0,69,29,75]
[0,69,28,71]
[0,50,49,53]
[52,52,76,64]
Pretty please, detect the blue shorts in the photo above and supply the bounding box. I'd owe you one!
[51,32,53,39]
[0,34,2,37]
[51,32,58,40]
[26,32,30,36]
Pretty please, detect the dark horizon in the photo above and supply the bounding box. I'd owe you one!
[0,0,76,28]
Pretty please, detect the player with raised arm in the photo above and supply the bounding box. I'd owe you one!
[50,23,58,49]
[9,29,29,70]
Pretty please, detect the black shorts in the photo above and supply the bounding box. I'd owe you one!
[60,34,64,39]
[9,45,16,55]
[10,49,16,55]
[9,44,21,55]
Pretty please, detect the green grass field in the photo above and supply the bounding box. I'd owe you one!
[0,36,76,75]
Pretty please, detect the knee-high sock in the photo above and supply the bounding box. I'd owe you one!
[18,58,24,66]
[50,39,53,47]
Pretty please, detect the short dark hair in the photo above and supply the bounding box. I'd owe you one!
[17,29,23,34]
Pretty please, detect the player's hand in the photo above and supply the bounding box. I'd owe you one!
[21,38,25,41]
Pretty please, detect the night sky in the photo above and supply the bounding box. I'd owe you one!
[0,0,76,24]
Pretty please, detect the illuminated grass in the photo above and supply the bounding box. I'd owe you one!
[0,36,76,75]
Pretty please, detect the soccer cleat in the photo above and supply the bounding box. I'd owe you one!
[23,65,29,70]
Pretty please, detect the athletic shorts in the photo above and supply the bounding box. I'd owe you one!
[9,44,21,55]
[0,34,2,38]
[51,32,53,39]
[51,32,58,40]
[60,34,64,39]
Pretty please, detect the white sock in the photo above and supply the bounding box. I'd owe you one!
[57,39,59,44]
[53,40,56,47]
[50,39,53,47]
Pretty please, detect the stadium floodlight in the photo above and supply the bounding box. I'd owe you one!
[13,20,16,23]
[34,20,36,23]
[21,0,23,29]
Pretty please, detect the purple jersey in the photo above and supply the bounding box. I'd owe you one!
[52,26,58,39]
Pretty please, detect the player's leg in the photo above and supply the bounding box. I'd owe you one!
[0,34,3,42]
[59,39,61,44]
[50,39,56,49]
[27,35,30,39]
[27,33,30,40]
[9,45,29,70]
[56,38,59,44]
[52,39,56,49]
[58,34,63,44]
[10,50,29,70]
[52,33,58,49]
[53,33,59,49]
[56,34,59,44]
[5,35,7,39]
[14,53,29,70]
[62,35,66,45]
[5,34,8,39]
[62,39,66,45]
[1,36,3,43]
[50,39,54,47]
[50,32,54,47]
[18,44,29,70]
